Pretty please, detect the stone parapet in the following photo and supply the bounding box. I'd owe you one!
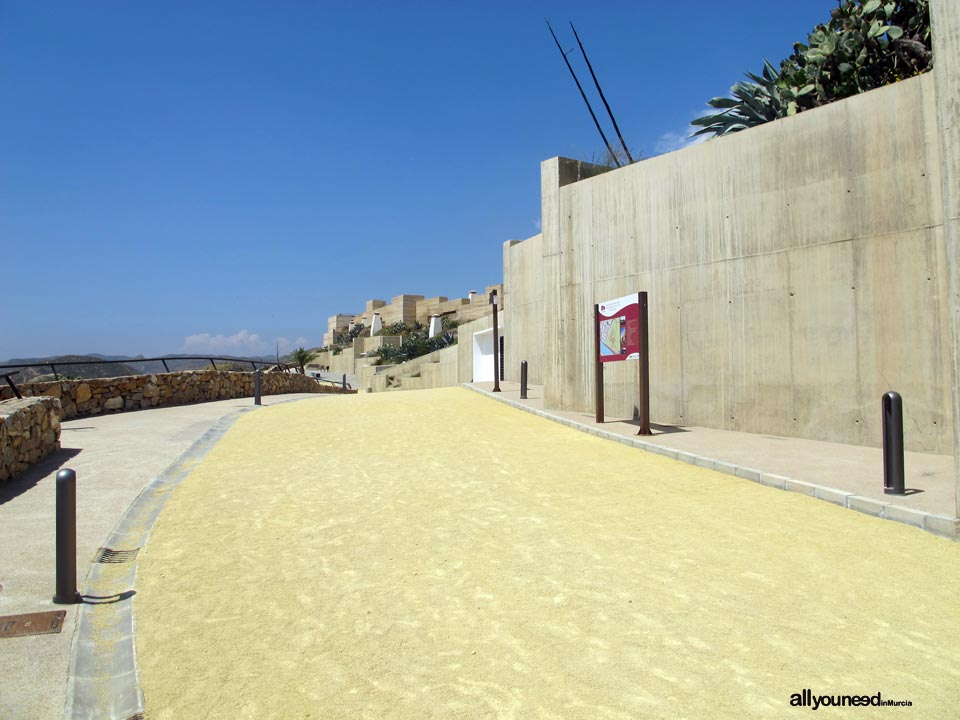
[0,396,62,482]
[0,370,349,420]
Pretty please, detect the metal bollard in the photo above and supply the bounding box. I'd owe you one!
[254,369,262,406]
[520,360,528,400]
[53,469,80,604]
[882,391,905,495]
[342,374,347,391]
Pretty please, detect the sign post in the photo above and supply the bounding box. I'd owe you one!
[595,291,651,435]
[594,304,604,423]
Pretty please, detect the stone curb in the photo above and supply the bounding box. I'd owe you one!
[65,395,330,719]
[462,384,959,541]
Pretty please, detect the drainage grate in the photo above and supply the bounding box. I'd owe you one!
[0,610,66,639]
[93,547,141,564]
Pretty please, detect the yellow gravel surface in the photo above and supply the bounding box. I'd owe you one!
[135,388,960,719]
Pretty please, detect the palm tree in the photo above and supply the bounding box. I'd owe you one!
[290,347,318,375]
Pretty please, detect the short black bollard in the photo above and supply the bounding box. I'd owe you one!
[53,469,80,604]
[342,374,347,391]
[254,368,262,406]
[882,391,905,495]
[520,360,528,400]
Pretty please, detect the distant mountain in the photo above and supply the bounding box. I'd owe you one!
[0,355,142,382]
[0,353,279,382]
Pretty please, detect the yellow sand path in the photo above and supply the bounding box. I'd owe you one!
[135,388,960,719]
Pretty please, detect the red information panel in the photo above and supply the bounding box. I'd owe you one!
[598,293,640,362]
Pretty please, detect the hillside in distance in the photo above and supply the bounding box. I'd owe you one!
[1,353,277,382]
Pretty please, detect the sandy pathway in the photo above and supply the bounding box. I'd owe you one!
[135,388,960,719]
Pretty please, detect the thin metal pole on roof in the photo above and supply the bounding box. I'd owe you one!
[570,22,634,164]
[546,19,621,167]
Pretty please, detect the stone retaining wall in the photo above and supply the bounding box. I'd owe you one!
[0,396,62,482]
[0,370,349,420]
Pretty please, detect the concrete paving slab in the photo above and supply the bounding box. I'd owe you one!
[468,381,957,523]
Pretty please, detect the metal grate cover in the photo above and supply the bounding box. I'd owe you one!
[0,610,66,639]
[93,547,141,564]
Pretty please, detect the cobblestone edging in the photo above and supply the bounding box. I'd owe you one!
[0,396,62,482]
[0,370,350,420]
[65,408,251,719]
[464,385,960,541]
[64,395,335,719]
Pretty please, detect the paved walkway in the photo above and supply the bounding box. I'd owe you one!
[133,388,960,719]
[471,382,959,528]
[0,393,324,720]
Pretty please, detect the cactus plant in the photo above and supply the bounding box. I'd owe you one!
[692,0,931,139]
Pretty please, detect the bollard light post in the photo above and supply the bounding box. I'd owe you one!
[520,360,528,399]
[53,469,80,604]
[254,368,262,406]
[490,289,500,392]
[882,391,905,495]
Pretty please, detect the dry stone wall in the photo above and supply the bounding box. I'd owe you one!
[0,370,348,420]
[0,396,61,482]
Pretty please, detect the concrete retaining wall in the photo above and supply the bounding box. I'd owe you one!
[503,235,545,386]
[0,370,347,420]
[509,73,950,453]
[0,396,61,482]
[457,314,493,383]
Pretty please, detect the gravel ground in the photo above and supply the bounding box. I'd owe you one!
[135,388,960,719]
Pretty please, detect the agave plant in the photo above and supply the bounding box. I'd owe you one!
[691,61,812,137]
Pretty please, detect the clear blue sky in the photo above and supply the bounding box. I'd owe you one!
[2,1,833,360]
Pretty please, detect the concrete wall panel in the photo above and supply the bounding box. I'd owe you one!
[511,73,950,452]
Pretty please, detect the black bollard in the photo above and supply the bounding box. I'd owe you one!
[882,391,905,495]
[520,360,528,400]
[53,469,80,604]
[254,369,262,406]
[342,374,347,391]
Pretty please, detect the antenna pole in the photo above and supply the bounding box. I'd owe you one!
[546,19,620,167]
[570,22,633,164]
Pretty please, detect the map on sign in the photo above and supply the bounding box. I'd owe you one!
[600,316,627,357]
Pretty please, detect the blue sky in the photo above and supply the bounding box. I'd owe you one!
[2,1,832,359]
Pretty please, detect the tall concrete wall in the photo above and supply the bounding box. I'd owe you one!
[521,73,950,453]
[931,0,960,512]
[503,236,545,385]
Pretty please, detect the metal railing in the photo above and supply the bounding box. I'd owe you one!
[0,355,294,398]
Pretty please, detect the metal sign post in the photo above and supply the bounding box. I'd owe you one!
[637,292,650,435]
[594,304,604,423]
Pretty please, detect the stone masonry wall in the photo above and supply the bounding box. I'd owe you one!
[0,396,61,482]
[0,370,349,420]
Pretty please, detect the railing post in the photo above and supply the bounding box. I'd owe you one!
[882,391,905,495]
[161,359,170,373]
[53,469,80,604]
[51,364,59,381]
[520,360,528,399]
[4,373,22,399]
[254,369,262,406]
